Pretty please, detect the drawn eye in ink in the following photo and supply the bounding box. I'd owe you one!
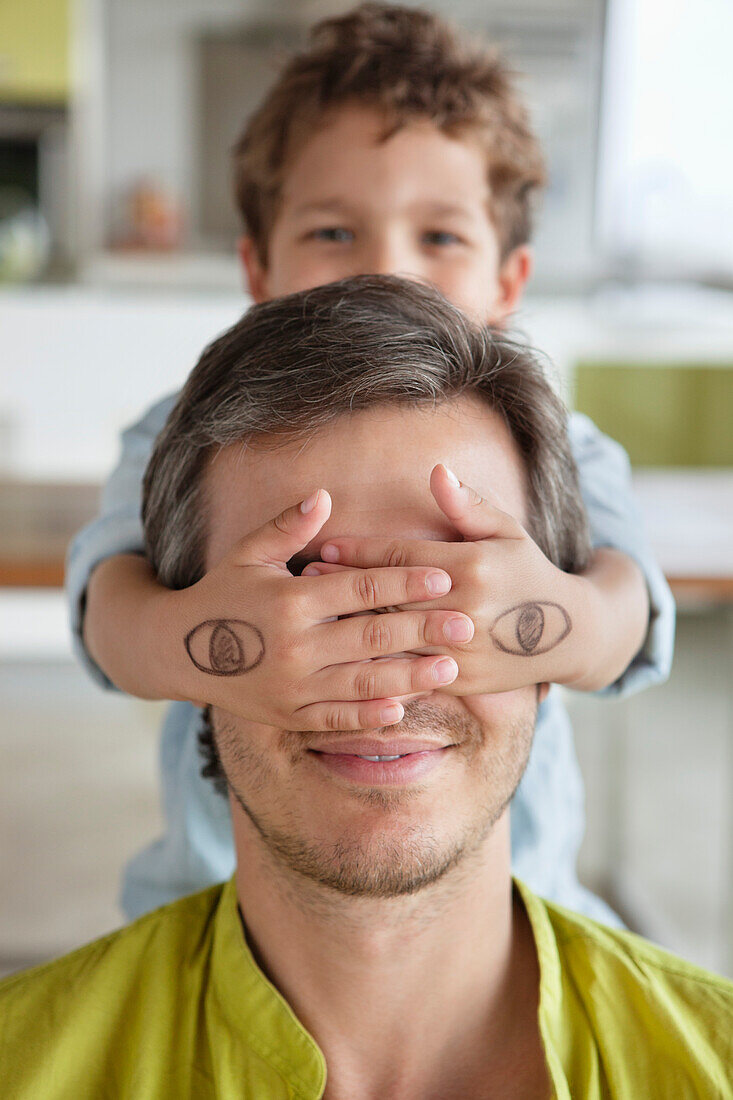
[185,619,265,676]
[489,601,571,657]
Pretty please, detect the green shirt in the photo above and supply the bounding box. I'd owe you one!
[1,877,731,1098]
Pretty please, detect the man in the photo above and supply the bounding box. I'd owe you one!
[3,278,730,1098]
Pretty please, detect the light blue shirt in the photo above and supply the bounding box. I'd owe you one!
[66,398,675,926]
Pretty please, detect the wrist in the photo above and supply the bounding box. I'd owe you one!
[84,554,184,699]
[564,548,650,691]
[142,582,194,703]
[552,570,604,689]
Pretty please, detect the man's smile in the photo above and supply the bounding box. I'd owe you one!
[307,737,455,785]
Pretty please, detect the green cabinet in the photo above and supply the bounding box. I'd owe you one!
[574,362,733,467]
[0,0,69,105]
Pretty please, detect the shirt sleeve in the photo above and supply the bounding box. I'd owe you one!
[569,411,676,697]
[65,392,180,690]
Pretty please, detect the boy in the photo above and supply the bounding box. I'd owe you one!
[67,3,674,923]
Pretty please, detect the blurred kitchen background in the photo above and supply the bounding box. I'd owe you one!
[1,0,732,978]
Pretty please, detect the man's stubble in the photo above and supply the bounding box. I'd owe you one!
[213,699,536,899]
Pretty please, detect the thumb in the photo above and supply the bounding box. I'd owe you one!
[237,489,332,568]
[430,464,523,542]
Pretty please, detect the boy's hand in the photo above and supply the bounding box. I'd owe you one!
[309,465,595,695]
[157,488,475,730]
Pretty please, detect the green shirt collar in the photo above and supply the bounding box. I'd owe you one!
[515,878,571,1100]
[210,877,327,1099]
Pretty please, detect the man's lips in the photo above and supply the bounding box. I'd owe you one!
[307,738,454,785]
[308,738,453,757]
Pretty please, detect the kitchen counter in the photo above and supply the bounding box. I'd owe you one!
[632,470,733,602]
[0,479,99,587]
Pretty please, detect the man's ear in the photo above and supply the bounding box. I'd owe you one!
[491,245,533,324]
[238,236,270,303]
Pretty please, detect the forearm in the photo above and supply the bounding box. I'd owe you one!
[83,554,181,700]
[565,548,649,692]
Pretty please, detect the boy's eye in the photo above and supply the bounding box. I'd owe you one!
[309,227,354,243]
[423,230,462,247]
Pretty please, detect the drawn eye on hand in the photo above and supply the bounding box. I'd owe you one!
[185,619,265,676]
[489,602,571,657]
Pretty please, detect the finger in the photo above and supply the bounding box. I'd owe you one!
[316,608,474,663]
[291,698,406,732]
[429,464,524,542]
[319,535,455,570]
[301,561,347,576]
[237,489,332,569]
[310,654,458,702]
[300,565,453,618]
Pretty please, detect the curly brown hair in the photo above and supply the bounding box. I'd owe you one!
[233,3,546,265]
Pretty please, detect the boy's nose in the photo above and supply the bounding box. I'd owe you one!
[365,238,416,279]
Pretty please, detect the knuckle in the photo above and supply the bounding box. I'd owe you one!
[385,541,408,569]
[465,546,487,586]
[272,587,300,626]
[364,616,391,653]
[284,583,311,622]
[421,616,434,646]
[354,665,380,700]
[406,569,429,602]
[409,661,427,692]
[324,707,349,732]
[273,630,304,668]
[465,543,483,570]
[356,571,379,607]
[404,572,420,601]
[272,511,290,537]
[359,705,380,730]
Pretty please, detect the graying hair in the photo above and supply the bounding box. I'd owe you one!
[143,274,590,591]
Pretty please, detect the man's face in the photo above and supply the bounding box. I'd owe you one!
[205,397,541,898]
[241,105,528,325]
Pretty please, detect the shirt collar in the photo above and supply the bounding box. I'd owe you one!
[514,877,571,1100]
[209,877,327,1099]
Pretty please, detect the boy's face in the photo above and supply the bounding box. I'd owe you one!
[240,105,531,325]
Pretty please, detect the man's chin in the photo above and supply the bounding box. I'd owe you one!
[233,784,498,900]
[261,824,478,899]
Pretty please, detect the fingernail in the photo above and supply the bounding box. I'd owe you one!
[302,563,321,576]
[380,703,404,725]
[321,544,340,562]
[300,490,320,514]
[426,571,451,595]
[443,466,460,487]
[433,657,458,683]
[444,617,473,643]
